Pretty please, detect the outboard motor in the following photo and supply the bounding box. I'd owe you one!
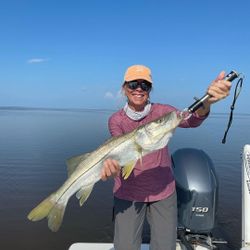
[172,148,225,249]
[172,148,218,232]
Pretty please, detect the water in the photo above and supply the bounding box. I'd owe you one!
[0,108,249,250]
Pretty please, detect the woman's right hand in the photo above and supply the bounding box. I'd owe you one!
[101,158,120,181]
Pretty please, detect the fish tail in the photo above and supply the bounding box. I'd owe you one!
[27,194,67,232]
[27,194,55,221]
[47,200,66,232]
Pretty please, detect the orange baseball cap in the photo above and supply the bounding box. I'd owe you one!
[124,65,153,84]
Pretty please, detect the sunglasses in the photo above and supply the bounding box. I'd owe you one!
[126,80,152,92]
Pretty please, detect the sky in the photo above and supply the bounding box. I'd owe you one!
[1,0,250,113]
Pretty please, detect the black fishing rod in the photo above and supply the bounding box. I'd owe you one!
[183,70,244,143]
[187,70,240,113]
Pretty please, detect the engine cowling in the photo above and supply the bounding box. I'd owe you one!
[172,148,218,233]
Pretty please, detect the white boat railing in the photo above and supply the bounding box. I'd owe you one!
[242,144,250,249]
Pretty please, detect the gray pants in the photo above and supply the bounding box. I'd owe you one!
[113,191,177,250]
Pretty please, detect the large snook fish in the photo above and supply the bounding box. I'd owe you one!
[27,111,182,232]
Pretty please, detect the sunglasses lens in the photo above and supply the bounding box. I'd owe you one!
[127,81,138,90]
[127,81,151,92]
[141,82,151,91]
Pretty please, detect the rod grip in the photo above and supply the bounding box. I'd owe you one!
[187,71,239,113]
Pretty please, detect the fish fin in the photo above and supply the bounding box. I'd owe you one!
[76,185,94,207]
[122,160,136,180]
[134,142,143,166]
[27,193,68,232]
[27,194,56,222]
[66,153,90,177]
[139,155,143,166]
[48,201,67,232]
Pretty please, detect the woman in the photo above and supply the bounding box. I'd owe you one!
[101,65,231,250]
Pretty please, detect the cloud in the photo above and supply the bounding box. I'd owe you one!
[27,58,49,64]
[104,90,123,100]
[104,91,114,99]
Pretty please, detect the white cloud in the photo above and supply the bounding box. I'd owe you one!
[104,91,114,99]
[104,90,123,100]
[27,58,49,64]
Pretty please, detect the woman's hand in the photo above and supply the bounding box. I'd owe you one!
[101,158,120,181]
[207,71,232,104]
[196,71,232,116]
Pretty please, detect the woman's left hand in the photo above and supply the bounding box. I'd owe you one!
[207,71,232,104]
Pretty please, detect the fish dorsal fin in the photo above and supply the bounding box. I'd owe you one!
[75,184,94,206]
[122,160,136,180]
[134,141,143,166]
[66,153,90,177]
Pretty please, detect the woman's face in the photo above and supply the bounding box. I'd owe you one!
[123,79,151,111]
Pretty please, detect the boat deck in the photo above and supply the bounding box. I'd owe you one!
[68,242,208,250]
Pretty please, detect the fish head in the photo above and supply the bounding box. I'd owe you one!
[135,111,182,151]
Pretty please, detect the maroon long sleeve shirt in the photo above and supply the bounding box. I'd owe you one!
[108,103,208,202]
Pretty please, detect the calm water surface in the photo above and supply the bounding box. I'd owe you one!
[0,109,249,250]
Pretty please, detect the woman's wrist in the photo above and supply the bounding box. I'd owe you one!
[195,100,211,117]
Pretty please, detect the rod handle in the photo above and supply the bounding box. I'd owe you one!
[187,70,239,113]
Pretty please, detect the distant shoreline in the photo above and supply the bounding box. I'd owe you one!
[0,106,116,113]
[0,106,249,116]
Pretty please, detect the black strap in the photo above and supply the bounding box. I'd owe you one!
[222,77,243,144]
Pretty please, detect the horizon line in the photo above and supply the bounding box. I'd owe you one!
[0,105,250,116]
